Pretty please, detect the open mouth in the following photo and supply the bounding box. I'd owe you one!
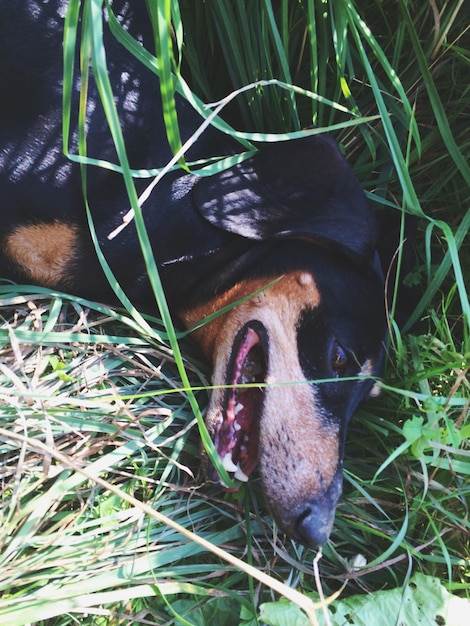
[212,322,268,487]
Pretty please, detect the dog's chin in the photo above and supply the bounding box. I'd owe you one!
[207,321,268,486]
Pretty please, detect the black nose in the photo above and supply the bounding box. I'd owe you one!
[294,502,336,547]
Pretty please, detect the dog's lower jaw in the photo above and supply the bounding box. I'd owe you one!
[203,400,341,547]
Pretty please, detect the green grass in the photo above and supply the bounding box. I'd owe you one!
[1,0,469,624]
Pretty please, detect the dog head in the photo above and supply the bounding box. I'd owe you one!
[179,134,386,546]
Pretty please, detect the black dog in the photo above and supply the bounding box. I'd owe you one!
[0,2,387,546]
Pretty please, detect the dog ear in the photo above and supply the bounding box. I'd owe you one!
[193,134,378,264]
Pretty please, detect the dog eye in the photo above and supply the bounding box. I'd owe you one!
[330,342,348,375]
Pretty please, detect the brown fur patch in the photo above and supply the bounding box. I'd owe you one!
[178,272,320,359]
[5,222,78,288]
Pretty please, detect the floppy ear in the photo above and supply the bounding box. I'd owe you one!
[193,134,378,263]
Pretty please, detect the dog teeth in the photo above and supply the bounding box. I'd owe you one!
[222,453,238,473]
[234,466,249,482]
[221,452,249,482]
[234,402,244,416]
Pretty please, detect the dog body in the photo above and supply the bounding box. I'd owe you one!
[0,2,387,546]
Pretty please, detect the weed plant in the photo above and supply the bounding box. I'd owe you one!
[0,0,468,624]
